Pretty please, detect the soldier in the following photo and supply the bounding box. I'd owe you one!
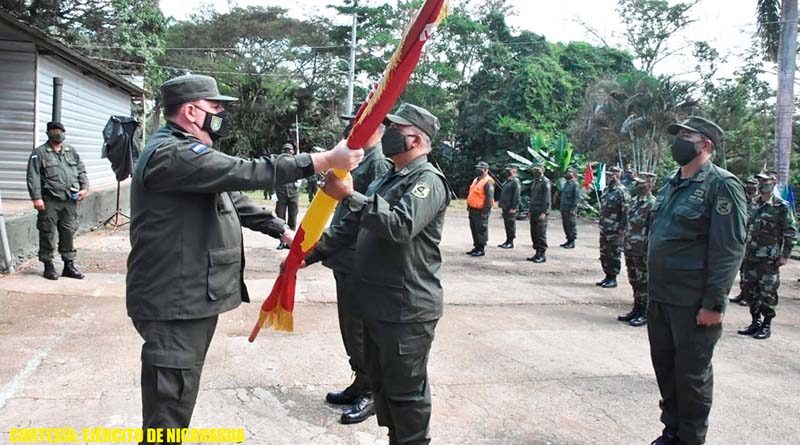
[305,103,449,445]
[466,161,494,257]
[597,166,629,288]
[736,171,797,340]
[527,163,551,263]
[730,177,760,305]
[647,117,747,445]
[618,173,656,327]
[497,166,521,249]
[26,122,89,280]
[276,142,301,250]
[126,74,363,439]
[559,168,580,249]
[322,122,390,424]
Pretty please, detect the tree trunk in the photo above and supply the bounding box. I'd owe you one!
[775,0,798,187]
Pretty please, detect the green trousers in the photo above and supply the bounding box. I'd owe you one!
[501,209,516,242]
[529,214,548,252]
[468,208,489,248]
[334,270,371,394]
[560,209,577,241]
[37,197,78,262]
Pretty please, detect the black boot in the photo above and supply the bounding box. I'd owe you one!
[532,251,546,263]
[629,304,648,327]
[729,293,744,303]
[62,261,84,279]
[470,246,485,257]
[506,240,514,249]
[43,261,58,280]
[617,304,637,322]
[339,393,375,424]
[753,315,773,340]
[498,240,508,248]
[526,251,540,262]
[737,312,761,336]
[738,298,750,307]
[466,247,478,255]
[596,275,609,286]
[650,428,683,445]
[601,275,617,288]
[560,240,575,249]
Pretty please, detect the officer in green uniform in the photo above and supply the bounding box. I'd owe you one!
[736,171,797,340]
[322,123,391,424]
[559,168,580,249]
[26,122,89,280]
[305,103,449,445]
[527,163,551,263]
[597,166,629,288]
[730,177,760,305]
[276,142,300,250]
[646,117,747,445]
[618,173,656,327]
[466,161,494,257]
[497,166,521,249]
[126,74,363,440]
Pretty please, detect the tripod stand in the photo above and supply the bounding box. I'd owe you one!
[102,180,129,229]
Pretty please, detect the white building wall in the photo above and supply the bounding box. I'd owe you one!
[0,39,36,199]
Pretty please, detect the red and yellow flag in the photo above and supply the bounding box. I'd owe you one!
[249,0,449,340]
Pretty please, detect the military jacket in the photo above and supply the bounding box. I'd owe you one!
[126,123,314,320]
[26,143,89,201]
[307,155,450,323]
[498,177,521,211]
[322,144,391,272]
[529,177,552,214]
[624,193,656,256]
[744,195,798,263]
[647,161,747,311]
[560,179,580,211]
[600,183,629,234]
[275,181,300,200]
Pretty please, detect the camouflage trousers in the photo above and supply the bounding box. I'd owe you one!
[599,232,622,276]
[741,259,780,319]
[624,253,648,307]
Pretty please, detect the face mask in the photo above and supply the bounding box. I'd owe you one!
[198,108,232,141]
[381,127,410,157]
[48,132,65,143]
[759,183,775,194]
[532,170,542,179]
[670,137,699,166]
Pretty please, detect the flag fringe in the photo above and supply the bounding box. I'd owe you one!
[262,306,294,332]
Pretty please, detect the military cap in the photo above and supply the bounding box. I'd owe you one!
[384,103,440,140]
[475,161,490,169]
[161,74,238,107]
[756,172,777,181]
[46,121,65,132]
[639,172,657,182]
[744,177,758,186]
[607,166,623,174]
[667,116,724,147]
[633,176,649,184]
[281,143,295,153]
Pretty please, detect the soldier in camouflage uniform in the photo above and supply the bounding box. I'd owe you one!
[736,172,797,340]
[618,173,656,327]
[730,177,760,305]
[596,166,629,288]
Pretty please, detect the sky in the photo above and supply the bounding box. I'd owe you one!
[158,0,762,80]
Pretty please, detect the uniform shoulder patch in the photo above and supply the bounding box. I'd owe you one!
[716,197,733,215]
[411,182,431,199]
[190,143,208,154]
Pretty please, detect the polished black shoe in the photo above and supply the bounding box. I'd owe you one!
[729,293,744,303]
[738,313,761,336]
[595,276,609,286]
[617,309,636,322]
[650,429,682,445]
[43,261,58,280]
[470,248,485,257]
[601,277,617,288]
[466,248,478,255]
[629,313,648,327]
[498,241,509,248]
[532,253,546,263]
[753,316,772,340]
[62,261,84,279]
[560,241,575,249]
[326,389,357,405]
[738,298,750,306]
[339,394,375,425]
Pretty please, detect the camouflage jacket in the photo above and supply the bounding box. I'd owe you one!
[745,195,798,263]
[624,193,656,256]
[746,197,760,222]
[600,184,629,234]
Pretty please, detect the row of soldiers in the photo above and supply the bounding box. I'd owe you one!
[466,152,797,337]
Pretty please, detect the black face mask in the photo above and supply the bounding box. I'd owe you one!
[671,137,699,166]
[48,132,65,143]
[381,127,410,157]
[199,108,232,142]
[759,182,775,194]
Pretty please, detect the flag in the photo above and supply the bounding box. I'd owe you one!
[777,182,795,209]
[595,163,606,192]
[249,0,450,340]
[582,163,594,190]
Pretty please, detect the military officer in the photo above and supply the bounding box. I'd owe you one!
[618,173,656,327]
[26,122,89,280]
[305,103,449,445]
[559,168,580,249]
[322,122,391,424]
[646,117,747,445]
[466,161,494,257]
[597,165,629,288]
[497,166,521,249]
[730,177,760,305]
[527,163,551,263]
[276,142,301,249]
[736,171,797,340]
[126,74,363,440]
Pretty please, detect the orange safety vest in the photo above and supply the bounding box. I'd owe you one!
[467,176,494,209]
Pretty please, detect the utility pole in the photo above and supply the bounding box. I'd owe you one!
[345,5,358,115]
[294,114,300,150]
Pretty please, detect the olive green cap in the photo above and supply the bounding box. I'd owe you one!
[384,103,440,140]
[161,74,238,107]
[744,177,758,186]
[756,171,777,181]
[667,116,724,147]
[474,161,490,169]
